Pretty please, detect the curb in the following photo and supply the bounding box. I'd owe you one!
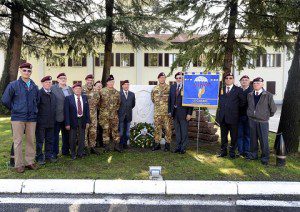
[0,180,299,195]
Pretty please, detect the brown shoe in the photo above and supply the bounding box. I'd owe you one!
[25,163,38,170]
[15,166,25,173]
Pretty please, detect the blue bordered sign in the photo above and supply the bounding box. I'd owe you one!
[182,72,220,108]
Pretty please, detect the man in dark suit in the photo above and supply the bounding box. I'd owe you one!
[216,73,246,158]
[51,73,73,158]
[36,76,57,165]
[64,83,90,160]
[118,80,136,150]
[168,72,193,154]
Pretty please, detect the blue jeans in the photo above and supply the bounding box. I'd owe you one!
[237,116,250,156]
[119,118,131,145]
[36,127,54,161]
[53,121,70,158]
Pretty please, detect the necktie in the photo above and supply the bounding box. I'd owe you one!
[226,87,230,94]
[125,91,128,99]
[256,91,259,96]
[77,97,83,116]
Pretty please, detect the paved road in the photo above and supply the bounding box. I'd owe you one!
[208,105,281,132]
[0,194,299,212]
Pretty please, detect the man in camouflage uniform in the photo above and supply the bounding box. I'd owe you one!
[99,75,122,153]
[82,74,100,155]
[151,72,172,152]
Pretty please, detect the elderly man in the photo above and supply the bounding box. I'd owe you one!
[1,62,39,173]
[247,77,277,165]
[51,73,73,158]
[64,83,90,160]
[36,76,57,165]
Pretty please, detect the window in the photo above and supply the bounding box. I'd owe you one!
[148,81,158,85]
[46,53,65,67]
[68,54,87,67]
[256,54,281,67]
[116,53,134,67]
[95,53,114,67]
[266,81,276,94]
[164,53,178,67]
[169,81,176,86]
[144,53,163,67]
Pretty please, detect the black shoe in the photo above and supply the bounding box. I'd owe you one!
[261,161,269,166]
[90,147,100,155]
[114,144,123,153]
[103,144,110,153]
[229,154,236,159]
[164,143,170,152]
[217,152,227,157]
[152,143,161,151]
[180,149,186,154]
[173,148,181,153]
[37,160,46,166]
[71,155,76,160]
[84,147,90,156]
[123,143,129,149]
[45,158,58,163]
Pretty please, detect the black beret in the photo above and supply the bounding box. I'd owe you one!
[85,74,94,80]
[122,80,129,85]
[224,72,234,78]
[57,73,66,78]
[72,82,82,89]
[41,76,52,82]
[106,75,114,82]
[157,72,166,78]
[175,72,183,79]
[19,62,32,69]
[239,75,250,81]
[253,77,264,83]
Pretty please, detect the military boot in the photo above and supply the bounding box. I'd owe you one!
[152,143,161,151]
[164,143,170,152]
[114,143,123,153]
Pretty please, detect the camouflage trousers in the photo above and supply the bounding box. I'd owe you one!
[99,116,120,144]
[154,115,172,143]
[85,109,97,148]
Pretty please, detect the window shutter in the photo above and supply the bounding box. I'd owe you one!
[130,53,134,67]
[95,56,100,66]
[116,53,120,67]
[82,56,87,66]
[276,54,281,67]
[164,53,169,67]
[262,54,267,67]
[266,81,276,94]
[158,53,163,66]
[144,53,149,66]
[256,56,261,67]
[111,53,114,66]
[68,58,73,67]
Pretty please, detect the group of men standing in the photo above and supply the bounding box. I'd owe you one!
[216,73,277,165]
[1,61,277,173]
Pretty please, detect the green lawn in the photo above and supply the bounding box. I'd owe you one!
[0,117,299,180]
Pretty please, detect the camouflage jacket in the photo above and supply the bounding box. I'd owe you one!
[151,83,170,116]
[82,84,100,110]
[99,87,120,117]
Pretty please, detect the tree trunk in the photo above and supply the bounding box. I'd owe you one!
[0,4,24,94]
[276,25,300,153]
[101,0,114,86]
[222,0,238,77]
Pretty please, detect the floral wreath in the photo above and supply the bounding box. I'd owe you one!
[130,122,154,148]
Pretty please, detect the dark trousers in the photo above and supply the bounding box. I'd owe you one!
[69,118,85,157]
[36,126,54,161]
[248,119,270,163]
[220,120,238,155]
[53,121,70,157]
[237,115,250,156]
[96,124,103,147]
[119,117,131,145]
[173,112,189,151]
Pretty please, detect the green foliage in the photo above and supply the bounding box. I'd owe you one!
[130,122,154,148]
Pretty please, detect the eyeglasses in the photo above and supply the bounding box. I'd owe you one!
[225,77,233,80]
[22,69,32,73]
[176,77,182,79]
[58,77,67,80]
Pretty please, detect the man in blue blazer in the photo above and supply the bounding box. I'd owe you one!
[168,72,193,154]
[64,83,90,160]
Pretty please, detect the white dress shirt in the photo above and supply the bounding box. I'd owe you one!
[226,84,234,93]
[74,94,83,117]
[254,88,263,95]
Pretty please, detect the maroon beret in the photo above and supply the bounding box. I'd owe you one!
[224,72,234,79]
[19,62,32,69]
[94,80,101,86]
[175,72,183,79]
[72,82,82,89]
[85,74,94,80]
[106,75,114,82]
[57,73,66,78]
[41,76,52,82]
[122,80,129,85]
[253,77,264,83]
[157,72,166,78]
[239,75,250,81]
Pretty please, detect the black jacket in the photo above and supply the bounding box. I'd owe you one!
[37,88,57,128]
[118,90,136,122]
[216,85,246,125]
[168,83,193,120]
